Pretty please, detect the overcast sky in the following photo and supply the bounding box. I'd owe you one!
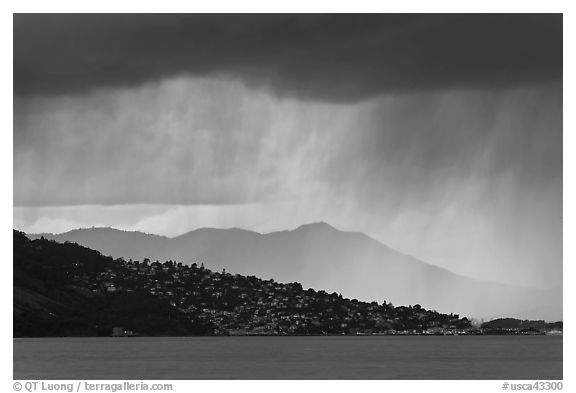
[13,14,562,289]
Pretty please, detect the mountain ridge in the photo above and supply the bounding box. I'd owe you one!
[27,223,562,321]
[13,230,478,338]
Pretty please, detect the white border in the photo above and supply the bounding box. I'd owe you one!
[3,2,572,391]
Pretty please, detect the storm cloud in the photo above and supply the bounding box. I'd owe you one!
[14,14,562,101]
[13,14,563,293]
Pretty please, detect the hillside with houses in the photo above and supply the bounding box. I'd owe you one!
[14,230,479,337]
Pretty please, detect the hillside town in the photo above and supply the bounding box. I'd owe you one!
[14,232,562,337]
[71,254,475,336]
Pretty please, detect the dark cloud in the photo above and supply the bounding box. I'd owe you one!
[14,14,562,101]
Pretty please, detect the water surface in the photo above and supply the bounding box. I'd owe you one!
[14,336,562,380]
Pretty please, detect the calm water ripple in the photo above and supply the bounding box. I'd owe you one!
[13,336,562,380]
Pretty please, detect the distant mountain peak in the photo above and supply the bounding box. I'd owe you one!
[293,221,337,231]
[30,226,169,239]
[176,226,261,239]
